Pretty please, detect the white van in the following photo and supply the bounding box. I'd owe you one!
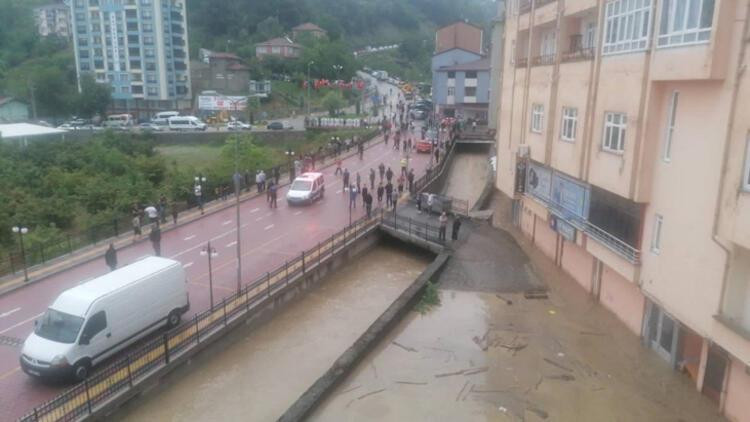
[152,111,180,127]
[286,172,325,205]
[103,114,134,129]
[168,115,207,131]
[20,257,189,381]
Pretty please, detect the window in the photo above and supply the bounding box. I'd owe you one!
[743,136,750,192]
[465,87,477,97]
[127,22,138,31]
[465,71,477,78]
[147,86,158,96]
[583,21,597,49]
[146,73,157,83]
[130,60,141,69]
[145,62,156,71]
[603,112,627,152]
[132,85,143,94]
[78,37,88,47]
[603,0,653,54]
[658,0,714,46]
[447,87,455,96]
[80,311,107,342]
[128,47,140,56]
[125,9,137,19]
[144,36,154,45]
[651,214,663,253]
[663,91,679,161]
[271,46,281,54]
[531,104,544,133]
[143,23,153,32]
[541,30,557,57]
[561,107,578,142]
[128,34,139,44]
[79,50,90,59]
[447,71,455,79]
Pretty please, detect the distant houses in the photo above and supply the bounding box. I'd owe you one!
[0,97,30,123]
[255,22,326,60]
[292,22,327,40]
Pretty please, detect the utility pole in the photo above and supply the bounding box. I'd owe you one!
[307,61,314,116]
[234,137,242,294]
[27,78,37,120]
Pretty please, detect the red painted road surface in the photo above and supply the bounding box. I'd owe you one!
[0,120,430,419]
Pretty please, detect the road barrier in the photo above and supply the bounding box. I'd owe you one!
[18,210,442,422]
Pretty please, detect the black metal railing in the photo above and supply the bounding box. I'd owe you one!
[531,54,555,66]
[562,47,595,63]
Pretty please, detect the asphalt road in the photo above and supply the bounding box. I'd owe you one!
[0,80,423,420]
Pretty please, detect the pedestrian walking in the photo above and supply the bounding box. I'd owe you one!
[335,159,343,175]
[132,215,141,240]
[369,168,376,190]
[417,193,422,213]
[452,217,462,240]
[364,192,373,218]
[145,205,158,227]
[171,201,178,224]
[105,243,117,271]
[386,167,393,183]
[427,193,435,215]
[358,142,364,159]
[397,175,405,195]
[377,182,384,204]
[400,156,408,175]
[385,181,394,207]
[343,168,350,191]
[269,182,278,208]
[244,170,251,192]
[356,172,361,190]
[439,212,448,241]
[408,169,415,193]
[361,186,368,203]
[149,225,162,256]
[349,185,358,209]
[159,195,168,224]
[378,163,385,181]
[274,166,280,185]
[435,147,440,164]
[256,171,263,193]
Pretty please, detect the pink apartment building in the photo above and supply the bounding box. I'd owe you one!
[494,0,750,420]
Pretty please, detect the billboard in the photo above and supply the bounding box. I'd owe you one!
[551,172,590,220]
[526,161,552,203]
[198,96,248,111]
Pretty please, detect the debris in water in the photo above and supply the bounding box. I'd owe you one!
[357,388,386,401]
[545,374,576,382]
[543,358,573,373]
[395,380,427,385]
[456,380,470,401]
[340,384,362,394]
[527,405,549,419]
[525,288,549,299]
[436,369,467,378]
[464,366,489,376]
[580,331,607,336]
[495,294,513,305]
[392,341,418,353]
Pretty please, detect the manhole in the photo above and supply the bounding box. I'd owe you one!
[0,335,24,348]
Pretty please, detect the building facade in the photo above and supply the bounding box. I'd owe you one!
[34,2,72,39]
[69,0,192,120]
[435,21,484,55]
[0,98,31,123]
[495,0,750,420]
[434,58,491,122]
[292,22,326,40]
[191,49,250,96]
[488,2,506,129]
[255,37,302,59]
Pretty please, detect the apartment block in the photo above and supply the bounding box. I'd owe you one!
[69,0,192,119]
[495,0,750,419]
[34,2,72,39]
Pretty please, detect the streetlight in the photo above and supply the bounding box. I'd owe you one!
[286,149,295,181]
[12,226,29,282]
[200,241,218,309]
[306,61,314,116]
[232,139,242,294]
[194,175,206,214]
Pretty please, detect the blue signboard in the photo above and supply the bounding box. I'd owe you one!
[526,162,552,203]
[549,215,577,242]
[551,172,590,220]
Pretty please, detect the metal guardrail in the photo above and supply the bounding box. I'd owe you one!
[0,130,380,282]
[18,209,440,422]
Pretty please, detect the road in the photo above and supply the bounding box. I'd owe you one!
[0,77,416,420]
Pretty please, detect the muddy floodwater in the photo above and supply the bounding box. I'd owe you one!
[441,151,489,207]
[114,242,431,422]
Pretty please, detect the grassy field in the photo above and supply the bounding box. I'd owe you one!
[156,144,223,172]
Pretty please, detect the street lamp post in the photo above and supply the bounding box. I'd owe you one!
[12,226,29,282]
[286,149,295,181]
[306,61,314,117]
[194,175,206,214]
[200,242,218,309]
[233,139,242,294]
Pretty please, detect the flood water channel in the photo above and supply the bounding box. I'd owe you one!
[114,241,431,421]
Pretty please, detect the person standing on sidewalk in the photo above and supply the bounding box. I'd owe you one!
[159,195,168,224]
[269,182,278,208]
[170,201,178,225]
[149,225,162,257]
[438,212,448,241]
[452,217,462,240]
[378,162,385,181]
[335,158,343,175]
[356,172,361,190]
[273,166,280,185]
[343,168,350,191]
[369,168,376,190]
[132,215,141,240]
[256,171,263,193]
[397,174,404,196]
[358,142,364,160]
[400,156,408,176]
[385,181,394,208]
[349,185,358,209]
[408,169,415,193]
[386,166,393,184]
[105,243,117,271]
[377,182,384,204]
[364,191,373,218]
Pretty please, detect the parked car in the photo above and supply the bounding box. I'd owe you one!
[138,122,164,132]
[267,121,293,130]
[168,116,207,131]
[416,139,432,153]
[20,257,189,381]
[227,121,251,131]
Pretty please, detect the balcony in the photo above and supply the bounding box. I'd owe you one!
[562,34,595,63]
[519,0,556,14]
[515,57,528,68]
[531,53,555,66]
[172,37,185,46]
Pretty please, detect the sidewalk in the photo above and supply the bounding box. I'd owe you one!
[0,134,386,296]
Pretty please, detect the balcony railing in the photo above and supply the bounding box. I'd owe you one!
[531,53,555,66]
[561,47,595,63]
[515,57,528,67]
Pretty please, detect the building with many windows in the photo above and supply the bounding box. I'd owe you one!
[69,0,192,120]
[494,0,750,419]
[34,2,72,39]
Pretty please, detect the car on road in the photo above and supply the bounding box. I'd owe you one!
[410,109,427,120]
[20,257,190,381]
[416,138,432,153]
[267,121,292,130]
[168,116,207,131]
[227,121,251,131]
[286,172,325,205]
[137,122,164,132]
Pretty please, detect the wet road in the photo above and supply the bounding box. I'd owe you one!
[113,243,431,421]
[0,79,417,419]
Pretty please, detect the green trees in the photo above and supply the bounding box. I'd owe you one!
[322,91,345,116]
[75,75,112,119]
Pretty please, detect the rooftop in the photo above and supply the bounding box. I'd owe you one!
[438,57,492,72]
[0,123,65,139]
[0,96,27,107]
[257,37,301,48]
[293,22,325,32]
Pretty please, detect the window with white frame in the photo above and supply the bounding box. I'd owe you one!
[541,30,556,57]
[651,214,663,253]
[663,91,679,161]
[658,0,715,47]
[447,87,455,96]
[743,136,750,192]
[531,104,544,133]
[561,107,578,142]
[603,112,627,152]
[583,21,597,49]
[603,0,653,55]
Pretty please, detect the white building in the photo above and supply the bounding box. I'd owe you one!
[34,2,71,39]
